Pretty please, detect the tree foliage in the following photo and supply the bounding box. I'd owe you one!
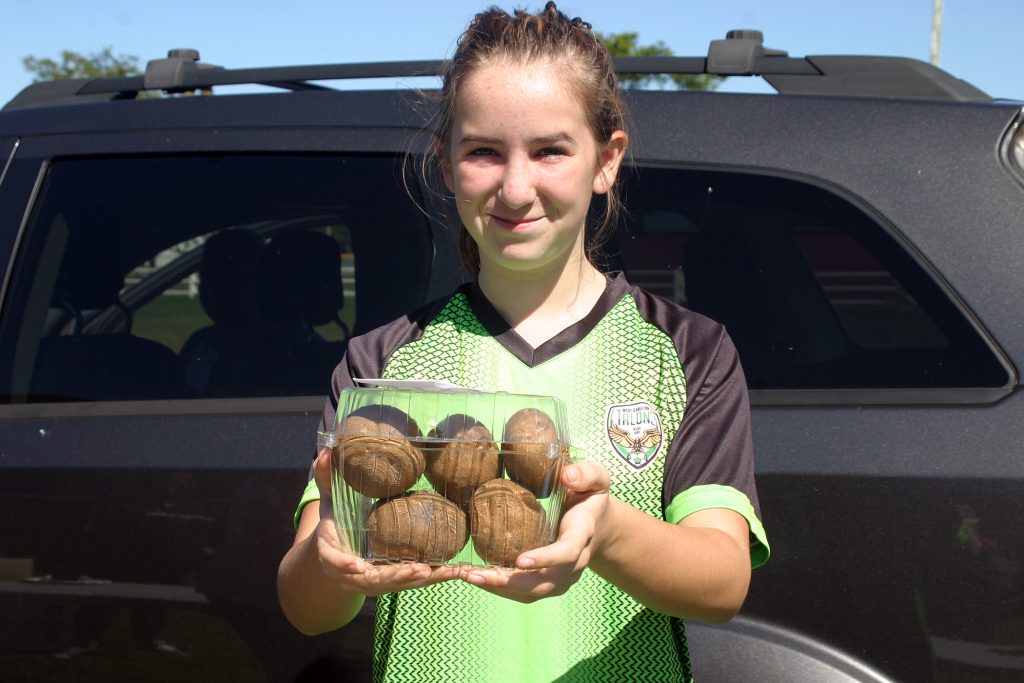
[598,32,721,91]
[22,46,142,82]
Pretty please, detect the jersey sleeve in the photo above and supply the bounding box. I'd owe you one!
[666,326,769,566]
[634,286,769,567]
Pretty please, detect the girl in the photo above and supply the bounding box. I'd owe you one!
[278,3,769,681]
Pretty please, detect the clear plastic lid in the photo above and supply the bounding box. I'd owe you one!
[333,385,571,448]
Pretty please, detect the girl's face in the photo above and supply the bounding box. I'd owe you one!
[443,60,626,277]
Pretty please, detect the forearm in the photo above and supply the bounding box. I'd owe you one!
[588,498,751,622]
[277,506,365,635]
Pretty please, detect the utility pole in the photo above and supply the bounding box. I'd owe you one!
[930,0,944,66]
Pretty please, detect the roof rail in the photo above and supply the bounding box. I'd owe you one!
[143,49,223,92]
[3,30,991,110]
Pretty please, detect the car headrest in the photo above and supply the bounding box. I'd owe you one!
[258,230,344,327]
[198,229,266,327]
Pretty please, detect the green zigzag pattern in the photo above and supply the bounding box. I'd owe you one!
[374,292,692,682]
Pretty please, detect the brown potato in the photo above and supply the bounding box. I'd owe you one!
[425,414,502,507]
[502,408,568,498]
[336,404,424,498]
[367,490,468,564]
[470,478,548,567]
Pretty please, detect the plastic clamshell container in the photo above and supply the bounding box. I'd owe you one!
[320,386,573,568]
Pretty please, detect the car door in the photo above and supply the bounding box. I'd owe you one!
[616,90,1024,682]
[0,97,461,681]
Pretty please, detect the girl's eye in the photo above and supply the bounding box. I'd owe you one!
[468,147,497,157]
[539,147,566,158]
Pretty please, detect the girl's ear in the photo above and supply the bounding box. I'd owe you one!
[438,137,455,193]
[592,130,628,195]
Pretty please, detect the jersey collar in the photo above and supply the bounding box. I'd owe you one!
[466,272,631,368]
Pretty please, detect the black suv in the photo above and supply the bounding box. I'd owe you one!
[1,32,1022,683]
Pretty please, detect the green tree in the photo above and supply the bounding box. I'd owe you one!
[598,32,721,91]
[22,46,141,82]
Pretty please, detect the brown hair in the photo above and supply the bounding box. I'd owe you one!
[420,1,630,275]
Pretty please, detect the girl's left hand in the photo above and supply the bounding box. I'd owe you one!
[460,460,610,602]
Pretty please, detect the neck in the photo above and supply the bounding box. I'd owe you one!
[477,252,606,348]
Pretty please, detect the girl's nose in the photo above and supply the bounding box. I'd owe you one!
[497,157,536,208]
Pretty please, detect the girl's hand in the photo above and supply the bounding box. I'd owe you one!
[311,448,462,596]
[460,461,611,602]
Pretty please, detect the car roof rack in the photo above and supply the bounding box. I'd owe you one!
[4,30,991,110]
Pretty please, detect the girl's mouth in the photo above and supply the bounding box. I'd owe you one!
[490,214,541,230]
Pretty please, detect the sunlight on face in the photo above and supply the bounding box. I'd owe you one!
[444,60,624,278]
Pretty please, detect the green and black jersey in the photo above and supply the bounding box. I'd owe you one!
[305,272,769,682]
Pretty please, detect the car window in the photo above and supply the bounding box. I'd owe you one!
[0,154,434,403]
[609,166,1010,392]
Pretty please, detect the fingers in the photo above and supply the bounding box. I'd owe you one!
[318,546,463,596]
[561,460,610,494]
[516,524,592,570]
[307,460,612,602]
[514,496,601,571]
[461,487,607,602]
[357,563,464,596]
[518,462,609,569]
[319,546,368,576]
[313,447,332,499]
[462,564,583,601]
[448,466,614,600]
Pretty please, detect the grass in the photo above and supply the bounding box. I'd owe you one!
[132,295,211,353]
[130,293,356,353]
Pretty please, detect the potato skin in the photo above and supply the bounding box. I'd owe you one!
[502,408,568,498]
[425,414,502,507]
[337,405,424,498]
[367,490,468,563]
[470,479,547,567]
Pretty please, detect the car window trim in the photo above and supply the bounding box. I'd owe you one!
[0,153,43,309]
[0,395,326,419]
[632,159,1018,405]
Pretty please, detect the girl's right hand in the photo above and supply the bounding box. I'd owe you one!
[310,448,462,596]
[460,460,611,601]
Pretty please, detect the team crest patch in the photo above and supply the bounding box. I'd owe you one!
[606,401,663,470]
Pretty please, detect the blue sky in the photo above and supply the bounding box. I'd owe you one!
[3,0,1021,104]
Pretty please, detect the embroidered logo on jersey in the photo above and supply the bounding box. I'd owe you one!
[606,401,663,470]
